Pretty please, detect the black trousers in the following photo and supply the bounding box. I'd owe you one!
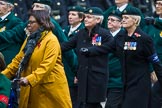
[105,88,123,108]
[151,81,162,108]
[79,102,102,108]
[69,86,80,108]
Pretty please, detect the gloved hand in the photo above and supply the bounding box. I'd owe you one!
[144,17,155,25]
[80,48,89,56]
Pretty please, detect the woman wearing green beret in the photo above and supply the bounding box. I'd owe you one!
[61,7,114,108]
[112,6,162,108]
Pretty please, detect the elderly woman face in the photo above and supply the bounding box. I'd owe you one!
[84,14,101,29]
[27,16,40,33]
[122,15,136,29]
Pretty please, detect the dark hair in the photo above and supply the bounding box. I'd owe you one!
[78,12,85,21]
[29,10,54,30]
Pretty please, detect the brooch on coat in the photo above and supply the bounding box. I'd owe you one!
[92,34,102,46]
[134,32,141,38]
[37,42,41,48]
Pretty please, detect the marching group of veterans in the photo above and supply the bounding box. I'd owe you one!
[0,0,162,108]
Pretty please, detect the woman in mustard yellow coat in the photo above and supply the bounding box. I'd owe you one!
[2,10,72,108]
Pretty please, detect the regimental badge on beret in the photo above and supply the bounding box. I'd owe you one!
[122,7,141,16]
[89,9,93,13]
[109,9,122,20]
[123,10,127,14]
[85,7,103,16]
[57,2,60,6]
[68,6,85,12]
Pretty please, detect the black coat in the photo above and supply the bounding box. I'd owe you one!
[61,25,113,103]
[113,27,162,108]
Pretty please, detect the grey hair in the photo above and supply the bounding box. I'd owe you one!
[130,15,141,26]
[44,4,52,14]
[93,15,104,24]
[7,2,14,10]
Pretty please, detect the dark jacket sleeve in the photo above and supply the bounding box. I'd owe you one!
[0,23,26,43]
[143,34,162,86]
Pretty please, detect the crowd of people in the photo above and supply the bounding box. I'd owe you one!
[13,0,155,28]
[0,0,162,108]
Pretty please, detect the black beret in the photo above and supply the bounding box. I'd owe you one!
[33,0,52,6]
[1,0,14,4]
[109,9,122,20]
[84,7,103,16]
[68,6,85,12]
[122,6,142,16]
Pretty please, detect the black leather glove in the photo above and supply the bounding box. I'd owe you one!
[80,48,89,56]
[144,17,155,25]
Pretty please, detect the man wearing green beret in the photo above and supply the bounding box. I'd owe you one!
[0,52,11,108]
[63,5,85,108]
[61,7,114,108]
[0,0,24,65]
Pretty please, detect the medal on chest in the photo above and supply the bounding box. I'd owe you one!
[124,42,137,50]
[92,34,102,46]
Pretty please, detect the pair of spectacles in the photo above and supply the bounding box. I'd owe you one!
[107,18,120,22]
[28,20,37,25]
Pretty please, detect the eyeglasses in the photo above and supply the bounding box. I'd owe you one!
[107,18,120,22]
[28,20,37,25]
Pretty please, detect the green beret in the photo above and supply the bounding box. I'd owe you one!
[84,7,103,16]
[68,6,85,13]
[1,0,14,4]
[122,7,142,16]
[109,9,122,20]
[33,0,52,6]
[0,52,6,71]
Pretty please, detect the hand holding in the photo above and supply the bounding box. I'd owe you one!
[80,48,89,56]
[19,77,29,86]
